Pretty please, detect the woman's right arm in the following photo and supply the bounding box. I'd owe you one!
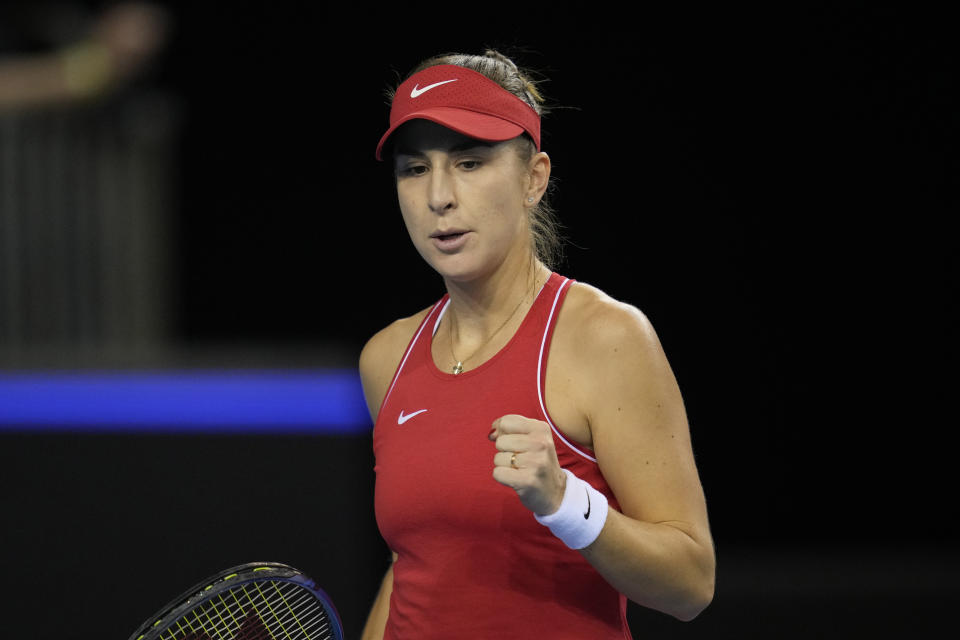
[357,311,427,639]
[358,312,426,424]
[360,553,397,640]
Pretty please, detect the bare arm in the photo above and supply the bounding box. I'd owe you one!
[360,554,396,640]
[357,311,428,636]
[0,2,169,111]
[490,287,714,620]
[580,297,714,619]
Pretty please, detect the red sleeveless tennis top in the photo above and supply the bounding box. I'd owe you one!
[373,273,631,639]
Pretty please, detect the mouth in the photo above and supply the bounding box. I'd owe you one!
[430,229,468,240]
[430,229,470,252]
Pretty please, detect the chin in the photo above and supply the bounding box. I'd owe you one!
[417,238,517,285]
[427,253,489,284]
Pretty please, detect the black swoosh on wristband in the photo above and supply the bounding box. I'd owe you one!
[583,488,591,519]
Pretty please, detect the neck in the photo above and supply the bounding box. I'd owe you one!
[435,247,551,375]
[443,256,548,338]
[440,257,548,374]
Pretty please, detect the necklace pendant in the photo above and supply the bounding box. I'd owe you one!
[452,361,464,375]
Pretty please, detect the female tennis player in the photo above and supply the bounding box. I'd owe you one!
[359,50,715,639]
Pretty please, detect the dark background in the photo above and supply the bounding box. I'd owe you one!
[1,2,956,638]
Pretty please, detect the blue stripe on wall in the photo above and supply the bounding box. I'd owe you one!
[0,370,371,434]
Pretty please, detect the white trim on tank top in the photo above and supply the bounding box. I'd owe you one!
[433,299,450,336]
[537,278,598,463]
[380,302,444,413]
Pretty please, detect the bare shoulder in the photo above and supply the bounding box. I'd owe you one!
[556,281,663,361]
[546,281,672,448]
[359,306,434,422]
[553,281,682,430]
[556,282,702,524]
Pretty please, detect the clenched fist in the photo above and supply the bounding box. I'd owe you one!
[489,414,567,516]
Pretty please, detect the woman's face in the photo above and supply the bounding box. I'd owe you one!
[392,120,536,284]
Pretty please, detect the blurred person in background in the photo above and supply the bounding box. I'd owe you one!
[1,1,175,369]
[0,1,170,112]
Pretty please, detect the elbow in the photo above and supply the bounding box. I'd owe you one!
[672,576,714,622]
[674,552,716,621]
[629,566,715,622]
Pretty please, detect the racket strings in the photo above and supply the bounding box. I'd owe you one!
[157,580,334,640]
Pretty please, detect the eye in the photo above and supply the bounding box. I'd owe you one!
[396,164,428,178]
[458,159,482,171]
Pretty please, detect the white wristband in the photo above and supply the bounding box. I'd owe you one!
[534,468,609,550]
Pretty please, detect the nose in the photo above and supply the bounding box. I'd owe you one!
[427,167,456,214]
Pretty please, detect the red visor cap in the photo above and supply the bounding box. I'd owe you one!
[376,64,541,161]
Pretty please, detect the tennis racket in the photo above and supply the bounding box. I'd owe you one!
[127,561,343,640]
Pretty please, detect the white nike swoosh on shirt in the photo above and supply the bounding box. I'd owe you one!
[410,79,458,98]
[397,409,428,425]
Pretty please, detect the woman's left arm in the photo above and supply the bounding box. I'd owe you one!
[576,298,715,620]
[491,292,715,621]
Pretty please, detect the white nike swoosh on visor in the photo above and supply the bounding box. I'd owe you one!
[397,409,428,425]
[410,79,458,98]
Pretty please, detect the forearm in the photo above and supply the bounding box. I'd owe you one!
[360,560,394,640]
[0,42,115,111]
[580,508,715,621]
[0,56,70,109]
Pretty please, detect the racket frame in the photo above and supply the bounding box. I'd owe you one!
[127,561,343,640]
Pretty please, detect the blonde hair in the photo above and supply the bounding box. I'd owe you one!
[389,50,565,269]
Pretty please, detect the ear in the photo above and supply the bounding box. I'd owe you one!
[524,151,551,206]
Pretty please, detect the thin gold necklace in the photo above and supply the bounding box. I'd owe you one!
[448,275,538,375]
